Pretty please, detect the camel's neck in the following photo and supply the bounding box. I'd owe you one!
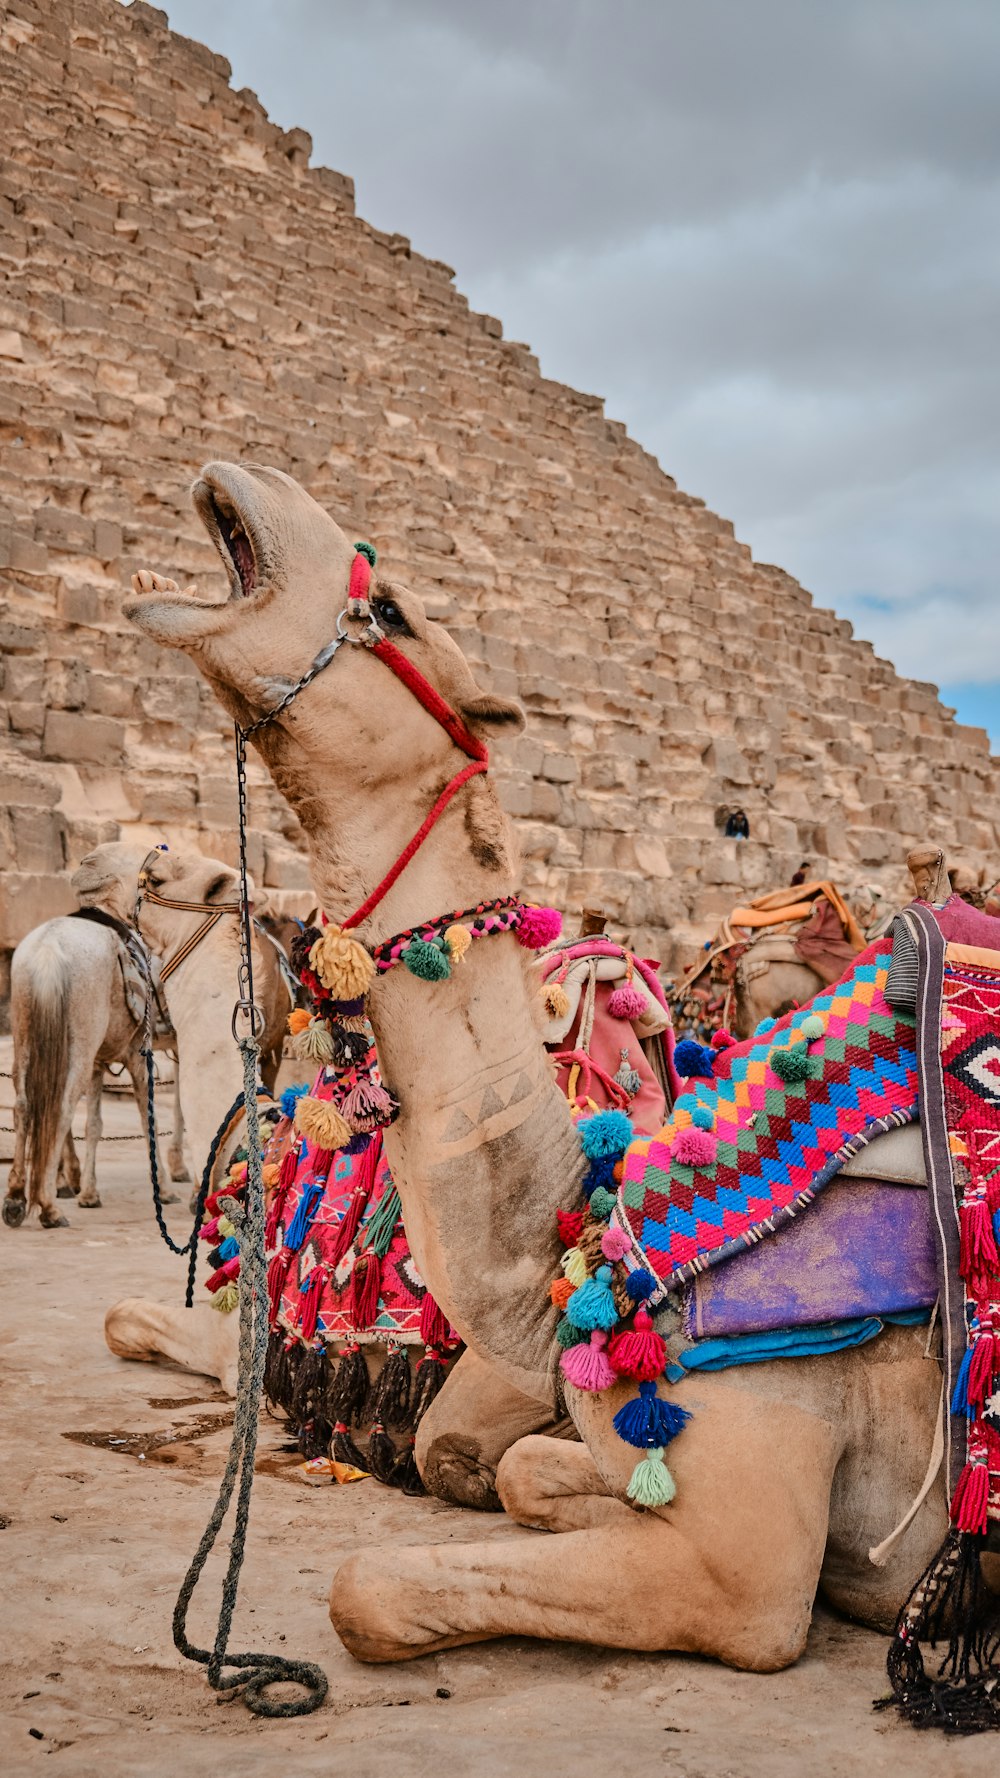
[280,758,582,1404]
[155,926,247,1170]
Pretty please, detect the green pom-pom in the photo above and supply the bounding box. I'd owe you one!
[212,1282,240,1314]
[588,1186,617,1220]
[769,1042,818,1083]
[799,1013,824,1041]
[402,939,451,981]
[555,1317,587,1350]
[626,1447,676,1507]
[354,541,378,566]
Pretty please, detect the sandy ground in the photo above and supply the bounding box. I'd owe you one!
[0,1040,995,1778]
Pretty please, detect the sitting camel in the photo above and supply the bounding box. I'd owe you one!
[3,841,185,1228]
[119,459,967,1685]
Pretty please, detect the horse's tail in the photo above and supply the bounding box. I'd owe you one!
[14,938,71,1207]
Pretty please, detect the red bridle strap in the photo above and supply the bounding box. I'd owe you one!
[333,550,491,931]
[370,638,488,763]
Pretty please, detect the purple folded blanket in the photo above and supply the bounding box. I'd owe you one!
[682,1175,936,1340]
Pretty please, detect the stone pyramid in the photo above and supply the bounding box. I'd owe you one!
[2,0,997,1008]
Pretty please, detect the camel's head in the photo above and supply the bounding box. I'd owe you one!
[71,841,156,924]
[134,846,247,956]
[125,462,524,781]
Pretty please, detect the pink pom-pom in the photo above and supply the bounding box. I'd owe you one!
[711,1028,735,1050]
[607,1309,666,1381]
[672,1126,717,1166]
[199,1216,221,1243]
[517,905,563,949]
[601,1226,631,1261]
[560,1330,617,1392]
[608,983,647,1021]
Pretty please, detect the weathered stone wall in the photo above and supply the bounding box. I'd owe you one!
[2,0,998,1000]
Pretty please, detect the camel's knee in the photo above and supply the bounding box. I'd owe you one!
[416,1422,503,1512]
[495,1434,546,1520]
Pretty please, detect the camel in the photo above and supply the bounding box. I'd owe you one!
[3,841,185,1228]
[104,844,292,1392]
[122,459,951,1674]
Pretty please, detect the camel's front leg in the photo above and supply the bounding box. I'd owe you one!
[415,1347,576,1511]
[331,1379,840,1670]
[167,1068,190,1182]
[104,1299,239,1393]
[77,1068,103,1206]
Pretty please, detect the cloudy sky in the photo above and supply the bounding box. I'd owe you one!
[160,0,1000,743]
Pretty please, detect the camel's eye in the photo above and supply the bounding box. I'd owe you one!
[374,597,409,634]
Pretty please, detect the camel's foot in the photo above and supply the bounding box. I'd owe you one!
[415,1346,569,1512]
[56,1182,80,1199]
[39,1208,70,1228]
[188,1186,202,1215]
[2,1196,27,1228]
[78,1194,102,1209]
[168,1156,191,1184]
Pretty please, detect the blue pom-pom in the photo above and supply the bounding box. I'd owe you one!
[566,1264,620,1331]
[280,1082,310,1119]
[626,1267,655,1301]
[993,1207,1000,1248]
[614,1380,692,1449]
[951,1345,975,1418]
[582,1153,619,1197]
[218,1235,240,1262]
[691,1105,714,1131]
[579,1109,633,1160]
[674,1094,699,1116]
[754,1016,776,1036]
[673,1041,713,1079]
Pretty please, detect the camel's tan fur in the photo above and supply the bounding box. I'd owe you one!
[122,461,951,1669]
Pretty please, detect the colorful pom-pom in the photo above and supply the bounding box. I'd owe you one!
[287,1008,312,1036]
[673,1039,714,1079]
[671,1126,716,1166]
[279,1082,310,1119]
[294,1095,353,1153]
[583,1154,619,1196]
[212,1282,240,1314]
[754,1017,776,1036]
[588,1186,617,1220]
[543,982,571,1019]
[293,1019,335,1064]
[799,1013,825,1041]
[690,1105,714,1131]
[769,1042,817,1083]
[614,1379,692,1448]
[711,1028,735,1050]
[218,1235,240,1263]
[309,925,375,999]
[626,1447,676,1507]
[549,1276,575,1310]
[560,1330,617,1392]
[626,1267,655,1301]
[608,983,647,1021]
[444,923,472,960]
[562,1246,589,1288]
[402,938,452,981]
[555,1316,587,1350]
[556,1208,585,1245]
[566,1264,620,1331]
[579,1109,633,1160]
[608,1308,667,1380]
[601,1226,631,1261]
[518,905,563,949]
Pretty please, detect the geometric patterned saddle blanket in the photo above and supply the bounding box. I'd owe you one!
[615,936,920,1295]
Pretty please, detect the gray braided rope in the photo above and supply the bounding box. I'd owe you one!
[170,1036,327,1716]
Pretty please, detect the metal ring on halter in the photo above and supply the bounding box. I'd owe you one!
[335,605,384,646]
[231,999,266,1041]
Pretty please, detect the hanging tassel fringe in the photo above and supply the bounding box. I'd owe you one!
[327,1342,370,1425]
[364,1343,412,1430]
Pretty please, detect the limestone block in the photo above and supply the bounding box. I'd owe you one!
[10,806,65,874]
[0,756,61,809]
[0,872,74,947]
[43,709,124,766]
[702,736,753,785]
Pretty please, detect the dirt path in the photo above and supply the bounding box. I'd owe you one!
[0,1044,993,1777]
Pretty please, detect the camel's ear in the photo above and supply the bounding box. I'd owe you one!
[458,692,526,736]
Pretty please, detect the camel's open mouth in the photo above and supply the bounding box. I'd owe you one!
[192,475,261,600]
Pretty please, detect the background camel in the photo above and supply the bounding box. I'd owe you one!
[119,460,953,1676]
[3,841,183,1229]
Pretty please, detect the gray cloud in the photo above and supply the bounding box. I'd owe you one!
[159,0,1000,702]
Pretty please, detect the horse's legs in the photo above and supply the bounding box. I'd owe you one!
[3,1069,28,1226]
[56,1131,82,1198]
[77,1068,103,1206]
[167,1066,189,1182]
[416,1346,576,1510]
